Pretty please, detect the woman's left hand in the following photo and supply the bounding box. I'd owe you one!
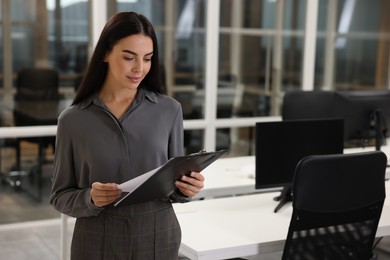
[175,171,205,197]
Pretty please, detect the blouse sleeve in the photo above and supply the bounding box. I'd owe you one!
[49,114,103,218]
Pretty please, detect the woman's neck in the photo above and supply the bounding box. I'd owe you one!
[99,87,138,119]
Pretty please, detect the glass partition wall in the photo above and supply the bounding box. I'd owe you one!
[0,0,90,223]
[0,0,89,89]
[117,0,389,156]
[0,0,390,223]
[315,0,390,91]
[2,0,389,155]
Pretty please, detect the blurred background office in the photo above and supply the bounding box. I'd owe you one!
[0,0,389,223]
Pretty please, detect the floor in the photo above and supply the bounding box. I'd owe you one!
[1,143,390,260]
[0,142,59,225]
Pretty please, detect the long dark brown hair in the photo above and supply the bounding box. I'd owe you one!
[72,12,163,105]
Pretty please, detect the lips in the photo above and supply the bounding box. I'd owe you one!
[127,76,142,83]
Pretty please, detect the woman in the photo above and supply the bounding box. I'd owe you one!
[50,12,205,259]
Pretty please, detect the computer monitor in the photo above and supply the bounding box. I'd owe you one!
[335,90,390,150]
[255,118,344,212]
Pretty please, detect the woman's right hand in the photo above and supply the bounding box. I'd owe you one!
[90,182,122,207]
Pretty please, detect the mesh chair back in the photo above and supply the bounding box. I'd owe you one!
[13,67,59,152]
[282,90,337,121]
[282,151,387,260]
[15,67,60,101]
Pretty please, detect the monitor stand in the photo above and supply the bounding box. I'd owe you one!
[273,185,292,213]
[371,109,387,151]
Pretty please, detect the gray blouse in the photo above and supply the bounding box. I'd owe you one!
[50,88,189,218]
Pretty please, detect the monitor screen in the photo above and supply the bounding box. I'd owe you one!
[255,118,344,190]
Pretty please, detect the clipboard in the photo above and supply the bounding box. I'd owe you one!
[114,149,229,206]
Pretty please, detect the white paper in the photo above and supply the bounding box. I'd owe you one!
[118,165,163,193]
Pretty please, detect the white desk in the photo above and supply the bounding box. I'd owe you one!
[174,182,390,260]
[175,149,390,260]
[193,156,263,199]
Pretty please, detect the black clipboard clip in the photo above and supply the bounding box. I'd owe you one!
[189,149,207,156]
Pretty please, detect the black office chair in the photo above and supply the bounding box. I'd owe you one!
[282,151,387,260]
[15,67,60,101]
[282,90,337,120]
[10,67,60,189]
[14,66,59,151]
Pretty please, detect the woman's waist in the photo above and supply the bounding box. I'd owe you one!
[102,199,172,217]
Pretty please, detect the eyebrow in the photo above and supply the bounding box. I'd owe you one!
[121,50,154,56]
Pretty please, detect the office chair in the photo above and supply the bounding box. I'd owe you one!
[282,151,387,260]
[15,67,60,101]
[9,67,60,189]
[282,90,337,120]
[14,67,59,150]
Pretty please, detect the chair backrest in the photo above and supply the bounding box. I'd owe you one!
[15,67,60,101]
[282,151,387,260]
[282,90,337,120]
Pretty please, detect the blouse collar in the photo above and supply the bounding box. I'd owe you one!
[76,87,159,110]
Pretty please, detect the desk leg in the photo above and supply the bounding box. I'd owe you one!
[36,137,45,202]
[60,214,69,260]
